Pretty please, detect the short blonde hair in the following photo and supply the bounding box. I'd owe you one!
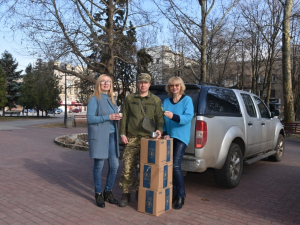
[165,76,186,97]
[93,74,116,105]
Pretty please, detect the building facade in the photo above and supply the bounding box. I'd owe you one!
[146,45,199,84]
[54,63,86,113]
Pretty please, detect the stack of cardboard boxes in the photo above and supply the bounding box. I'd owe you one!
[137,138,173,216]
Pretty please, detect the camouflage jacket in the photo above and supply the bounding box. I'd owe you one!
[120,91,164,137]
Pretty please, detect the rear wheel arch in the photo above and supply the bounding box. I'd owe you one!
[232,137,245,158]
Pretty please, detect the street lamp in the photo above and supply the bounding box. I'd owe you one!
[64,64,67,125]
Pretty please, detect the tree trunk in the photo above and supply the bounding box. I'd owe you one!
[200,0,207,83]
[282,0,295,122]
[107,0,114,77]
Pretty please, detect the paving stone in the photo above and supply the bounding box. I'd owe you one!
[0,118,300,224]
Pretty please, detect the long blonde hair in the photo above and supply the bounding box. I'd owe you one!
[93,74,116,105]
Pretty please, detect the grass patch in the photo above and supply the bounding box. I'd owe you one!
[37,123,65,128]
[286,133,300,140]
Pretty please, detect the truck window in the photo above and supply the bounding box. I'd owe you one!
[254,96,271,118]
[241,93,257,117]
[205,88,241,116]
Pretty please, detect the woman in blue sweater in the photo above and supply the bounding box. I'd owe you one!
[163,76,194,210]
[87,74,122,208]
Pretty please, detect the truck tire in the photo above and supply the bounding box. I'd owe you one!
[269,134,285,162]
[214,143,243,188]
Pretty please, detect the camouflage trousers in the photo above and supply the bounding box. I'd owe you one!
[119,136,141,193]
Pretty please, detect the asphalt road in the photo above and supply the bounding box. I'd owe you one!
[0,118,299,224]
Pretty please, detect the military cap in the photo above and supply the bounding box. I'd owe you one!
[138,73,151,82]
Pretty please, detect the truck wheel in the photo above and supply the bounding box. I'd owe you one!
[269,134,285,162]
[214,143,243,188]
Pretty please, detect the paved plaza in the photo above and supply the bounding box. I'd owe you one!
[0,117,300,224]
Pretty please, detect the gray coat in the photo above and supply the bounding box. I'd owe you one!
[87,95,120,159]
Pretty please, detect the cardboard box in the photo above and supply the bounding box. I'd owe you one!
[140,162,172,191]
[138,186,172,216]
[140,138,173,165]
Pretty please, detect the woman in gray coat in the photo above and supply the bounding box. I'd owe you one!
[87,74,122,208]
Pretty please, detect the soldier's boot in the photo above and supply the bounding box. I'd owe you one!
[118,193,131,207]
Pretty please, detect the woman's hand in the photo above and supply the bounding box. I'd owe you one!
[109,113,122,120]
[164,111,173,119]
[163,135,170,139]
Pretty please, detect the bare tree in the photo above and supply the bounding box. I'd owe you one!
[0,0,148,83]
[151,0,239,83]
[290,15,300,120]
[149,27,200,84]
[239,0,283,104]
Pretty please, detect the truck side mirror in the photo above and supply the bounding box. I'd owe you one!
[271,110,280,117]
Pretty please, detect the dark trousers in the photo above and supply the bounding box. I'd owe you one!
[173,138,187,198]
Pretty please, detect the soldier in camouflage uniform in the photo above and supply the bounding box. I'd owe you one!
[118,73,164,207]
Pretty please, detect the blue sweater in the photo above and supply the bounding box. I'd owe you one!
[163,95,194,145]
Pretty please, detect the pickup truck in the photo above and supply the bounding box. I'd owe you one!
[150,84,285,188]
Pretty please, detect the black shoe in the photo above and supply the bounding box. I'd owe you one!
[135,190,139,201]
[104,191,118,204]
[172,195,177,204]
[174,197,185,210]
[95,193,105,208]
[118,193,131,207]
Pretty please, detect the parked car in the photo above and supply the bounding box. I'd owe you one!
[25,109,37,113]
[150,84,285,188]
[72,108,82,113]
[48,109,56,114]
[55,108,63,114]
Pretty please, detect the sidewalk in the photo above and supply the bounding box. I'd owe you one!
[0,119,300,224]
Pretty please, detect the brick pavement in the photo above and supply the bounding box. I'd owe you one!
[0,118,300,224]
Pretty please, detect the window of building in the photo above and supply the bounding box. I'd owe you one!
[258,90,262,98]
[67,80,72,87]
[156,58,160,64]
[272,75,275,83]
[271,90,275,98]
[258,75,262,83]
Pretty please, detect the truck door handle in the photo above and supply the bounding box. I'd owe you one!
[261,122,265,125]
[248,122,253,126]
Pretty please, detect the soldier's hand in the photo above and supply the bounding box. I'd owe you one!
[121,135,128,144]
[155,130,161,139]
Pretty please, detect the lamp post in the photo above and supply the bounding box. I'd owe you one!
[64,64,67,125]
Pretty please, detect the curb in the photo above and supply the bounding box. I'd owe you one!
[54,133,89,151]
